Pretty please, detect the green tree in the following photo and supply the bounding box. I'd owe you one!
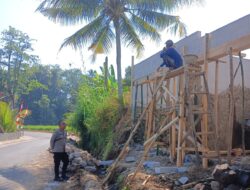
[0,26,38,107]
[37,0,201,112]
[124,66,131,86]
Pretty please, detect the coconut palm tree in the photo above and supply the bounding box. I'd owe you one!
[37,0,202,112]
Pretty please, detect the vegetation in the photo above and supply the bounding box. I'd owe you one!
[66,67,126,158]
[36,0,201,112]
[0,101,16,132]
[0,26,83,125]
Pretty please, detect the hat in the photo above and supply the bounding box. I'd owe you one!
[165,40,174,48]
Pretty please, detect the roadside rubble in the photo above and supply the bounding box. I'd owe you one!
[63,144,104,190]
[64,140,250,190]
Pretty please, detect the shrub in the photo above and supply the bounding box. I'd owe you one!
[0,101,16,132]
[67,74,120,159]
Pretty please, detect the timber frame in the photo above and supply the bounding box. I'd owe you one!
[103,14,250,184]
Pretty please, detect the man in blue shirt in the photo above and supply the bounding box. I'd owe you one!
[159,40,183,70]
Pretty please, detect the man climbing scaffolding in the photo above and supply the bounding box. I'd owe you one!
[159,40,183,70]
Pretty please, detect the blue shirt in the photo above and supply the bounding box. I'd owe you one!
[160,47,183,69]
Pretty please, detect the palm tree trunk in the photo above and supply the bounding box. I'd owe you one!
[114,20,124,112]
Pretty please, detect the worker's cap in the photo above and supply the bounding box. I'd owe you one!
[165,40,174,48]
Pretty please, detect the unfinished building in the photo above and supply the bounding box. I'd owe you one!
[104,14,250,183]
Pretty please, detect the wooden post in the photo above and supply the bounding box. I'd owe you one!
[227,47,234,163]
[214,60,220,160]
[133,83,139,123]
[177,74,184,166]
[131,56,135,123]
[239,52,246,155]
[202,33,209,168]
[141,84,144,113]
[171,77,177,160]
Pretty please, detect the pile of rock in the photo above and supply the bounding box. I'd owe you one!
[66,144,99,173]
[65,144,104,190]
[194,163,250,190]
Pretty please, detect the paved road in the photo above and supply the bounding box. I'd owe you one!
[0,132,51,168]
[0,132,53,190]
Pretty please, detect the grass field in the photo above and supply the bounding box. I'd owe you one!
[24,125,58,132]
[24,125,76,133]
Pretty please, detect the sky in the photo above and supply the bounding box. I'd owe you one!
[0,0,250,75]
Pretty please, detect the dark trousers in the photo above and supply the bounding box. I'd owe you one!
[53,152,69,178]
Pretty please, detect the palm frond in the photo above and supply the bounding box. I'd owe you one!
[126,0,203,12]
[129,12,161,42]
[60,14,106,50]
[36,0,101,24]
[167,17,187,37]
[120,15,144,58]
[132,9,182,31]
[88,22,115,54]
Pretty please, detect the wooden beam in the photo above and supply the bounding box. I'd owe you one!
[197,34,250,64]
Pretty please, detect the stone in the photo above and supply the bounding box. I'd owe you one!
[177,167,188,173]
[80,173,102,190]
[178,176,189,185]
[184,154,198,164]
[86,160,96,166]
[125,156,136,163]
[72,152,81,158]
[214,170,237,186]
[212,164,230,176]
[194,183,205,190]
[69,154,74,161]
[73,157,83,165]
[143,161,160,170]
[154,167,178,174]
[236,170,250,187]
[223,184,241,190]
[85,166,97,173]
[210,181,220,190]
[98,160,114,166]
[80,160,87,167]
